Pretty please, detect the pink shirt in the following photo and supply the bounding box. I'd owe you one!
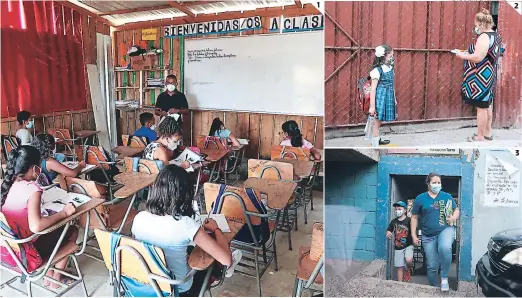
[280,138,314,150]
[2,181,42,240]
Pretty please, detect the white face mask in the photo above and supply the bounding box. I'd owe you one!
[166,138,178,150]
[166,84,176,92]
[150,124,156,131]
[395,209,404,217]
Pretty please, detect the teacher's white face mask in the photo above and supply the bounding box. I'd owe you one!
[166,84,176,92]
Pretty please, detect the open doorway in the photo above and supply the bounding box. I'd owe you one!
[387,175,461,290]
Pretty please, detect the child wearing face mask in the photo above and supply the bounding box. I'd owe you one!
[15,110,35,145]
[386,201,414,282]
[0,146,78,289]
[368,45,397,147]
[134,112,157,143]
[31,134,87,186]
[142,115,190,169]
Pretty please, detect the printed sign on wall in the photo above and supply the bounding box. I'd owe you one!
[142,28,157,40]
[164,16,262,37]
[269,15,324,33]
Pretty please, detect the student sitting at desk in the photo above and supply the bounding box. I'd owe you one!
[142,116,190,169]
[132,165,242,297]
[0,146,78,289]
[280,120,322,160]
[209,118,240,147]
[134,112,157,143]
[32,134,86,186]
[15,110,34,145]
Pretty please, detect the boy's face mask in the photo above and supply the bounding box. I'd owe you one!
[395,209,405,217]
[26,119,34,129]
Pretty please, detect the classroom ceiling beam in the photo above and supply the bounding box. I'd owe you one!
[62,0,115,26]
[114,3,320,31]
[98,5,173,16]
[168,1,196,18]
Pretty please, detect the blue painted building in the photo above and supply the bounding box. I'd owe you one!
[325,148,521,283]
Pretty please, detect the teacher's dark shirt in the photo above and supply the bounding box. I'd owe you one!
[155,90,188,124]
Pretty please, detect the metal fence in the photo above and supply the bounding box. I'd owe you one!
[325,1,490,127]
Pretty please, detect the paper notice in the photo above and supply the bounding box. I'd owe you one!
[484,154,520,207]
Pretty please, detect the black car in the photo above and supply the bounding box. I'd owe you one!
[476,229,522,297]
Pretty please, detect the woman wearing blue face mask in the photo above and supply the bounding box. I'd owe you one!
[410,173,460,292]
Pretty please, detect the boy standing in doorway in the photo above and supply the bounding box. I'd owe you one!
[386,201,414,282]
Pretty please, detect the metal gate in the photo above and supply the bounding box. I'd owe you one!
[325,1,491,127]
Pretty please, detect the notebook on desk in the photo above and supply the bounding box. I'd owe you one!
[41,187,91,214]
[199,214,231,233]
[173,148,205,164]
[62,161,96,173]
[238,139,249,145]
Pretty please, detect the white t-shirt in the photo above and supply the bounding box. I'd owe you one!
[16,128,33,145]
[369,64,393,80]
[131,211,200,293]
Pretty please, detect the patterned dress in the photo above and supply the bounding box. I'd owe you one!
[461,32,501,108]
[375,67,397,122]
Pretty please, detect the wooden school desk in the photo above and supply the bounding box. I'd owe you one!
[112,146,145,159]
[75,130,100,147]
[243,177,297,210]
[113,172,157,199]
[274,159,315,179]
[188,219,243,271]
[200,148,230,183]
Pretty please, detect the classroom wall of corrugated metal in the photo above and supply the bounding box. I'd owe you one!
[325,0,520,128]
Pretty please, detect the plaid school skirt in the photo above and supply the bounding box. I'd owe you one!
[376,85,397,122]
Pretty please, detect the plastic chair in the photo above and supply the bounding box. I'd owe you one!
[94,229,204,297]
[48,128,78,161]
[270,145,311,161]
[0,212,88,297]
[204,183,280,297]
[122,135,148,148]
[292,222,324,297]
[247,159,299,250]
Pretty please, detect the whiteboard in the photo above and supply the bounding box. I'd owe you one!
[184,31,324,116]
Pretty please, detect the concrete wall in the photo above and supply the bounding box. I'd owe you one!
[325,161,378,261]
[470,149,522,277]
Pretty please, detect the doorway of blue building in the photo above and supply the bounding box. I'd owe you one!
[387,174,461,291]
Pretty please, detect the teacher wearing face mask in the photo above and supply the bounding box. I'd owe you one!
[454,9,502,142]
[410,173,460,292]
[154,74,189,127]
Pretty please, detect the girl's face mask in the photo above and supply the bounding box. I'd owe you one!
[473,26,482,35]
[385,56,395,66]
[167,137,179,150]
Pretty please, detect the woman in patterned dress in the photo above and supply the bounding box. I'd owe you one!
[455,9,501,142]
[369,44,397,147]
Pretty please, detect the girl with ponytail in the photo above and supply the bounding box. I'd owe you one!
[1,146,78,289]
[280,120,321,160]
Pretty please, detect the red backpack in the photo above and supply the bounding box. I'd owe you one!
[357,66,383,115]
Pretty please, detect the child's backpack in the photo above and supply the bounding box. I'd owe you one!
[357,66,383,115]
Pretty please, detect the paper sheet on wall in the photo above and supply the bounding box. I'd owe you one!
[484,154,520,207]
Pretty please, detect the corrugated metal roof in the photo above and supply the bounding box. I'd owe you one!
[75,0,316,26]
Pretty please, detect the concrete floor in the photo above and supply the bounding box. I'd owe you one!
[326,127,522,148]
[0,191,323,297]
